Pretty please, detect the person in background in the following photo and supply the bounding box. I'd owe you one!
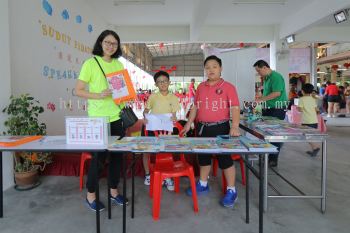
[181,55,241,208]
[188,78,196,104]
[141,70,180,191]
[75,30,128,211]
[297,83,320,157]
[344,83,350,114]
[288,85,298,100]
[325,81,339,117]
[253,60,288,167]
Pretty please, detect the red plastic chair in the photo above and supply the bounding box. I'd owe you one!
[79,152,92,191]
[212,154,246,194]
[145,122,199,220]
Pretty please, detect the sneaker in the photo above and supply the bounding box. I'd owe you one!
[306,148,320,157]
[85,198,105,212]
[144,174,150,186]
[110,194,129,206]
[186,181,209,196]
[327,114,331,118]
[163,178,174,191]
[220,189,238,208]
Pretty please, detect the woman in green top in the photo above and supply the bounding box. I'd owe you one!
[75,30,128,211]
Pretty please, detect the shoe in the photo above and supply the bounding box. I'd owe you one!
[163,178,174,191]
[186,181,209,196]
[144,174,150,186]
[220,189,238,208]
[110,194,129,206]
[268,160,278,168]
[85,198,105,212]
[327,114,331,118]
[306,148,320,157]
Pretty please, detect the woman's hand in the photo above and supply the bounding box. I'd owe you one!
[100,89,112,99]
[229,127,240,137]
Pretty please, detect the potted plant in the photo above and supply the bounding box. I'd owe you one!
[2,94,53,189]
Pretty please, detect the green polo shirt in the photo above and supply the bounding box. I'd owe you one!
[263,71,288,109]
[78,56,125,122]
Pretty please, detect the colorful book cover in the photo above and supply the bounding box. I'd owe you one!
[190,138,221,153]
[110,138,135,151]
[240,136,277,152]
[216,137,248,152]
[162,138,192,152]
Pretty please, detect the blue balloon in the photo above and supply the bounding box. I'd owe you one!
[42,0,53,16]
[61,9,69,20]
[76,15,82,24]
[88,24,93,33]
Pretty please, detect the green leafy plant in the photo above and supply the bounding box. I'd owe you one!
[2,94,52,172]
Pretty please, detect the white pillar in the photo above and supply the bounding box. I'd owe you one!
[310,43,318,87]
[270,26,289,94]
[0,0,14,191]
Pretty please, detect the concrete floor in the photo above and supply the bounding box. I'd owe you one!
[1,125,350,233]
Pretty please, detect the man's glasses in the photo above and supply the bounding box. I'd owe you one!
[103,41,118,48]
[156,80,169,84]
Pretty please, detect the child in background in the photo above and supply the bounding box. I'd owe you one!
[142,71,180,190]
[298,83,320,157]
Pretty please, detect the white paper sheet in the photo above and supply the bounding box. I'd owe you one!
[145,113,173,132]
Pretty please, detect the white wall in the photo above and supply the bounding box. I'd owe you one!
[0,0,14,191]
[9,0,108,135]
[220,48,256,105]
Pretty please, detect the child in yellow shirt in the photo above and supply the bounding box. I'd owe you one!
[298,83,320,157]
[142,71,180,190]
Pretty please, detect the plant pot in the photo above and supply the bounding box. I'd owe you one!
[14,167,39,186]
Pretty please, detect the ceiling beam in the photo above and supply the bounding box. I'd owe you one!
[114,25,190,42]
[280,0,350,39]
[190,0,211,41]
[198,25,275,42]
[296,26,350,43]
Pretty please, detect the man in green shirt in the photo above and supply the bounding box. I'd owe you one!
[254,60,288,167]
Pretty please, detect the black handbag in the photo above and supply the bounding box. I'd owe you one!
[94,57,138,129]
[118,105,138,129]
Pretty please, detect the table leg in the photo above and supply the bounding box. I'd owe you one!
[107,152,112,219]
[94,152,100,233]
[0,151,3,218]
[131,153,135,219]
[321,140,327,213]
[259,154,264,233]
[264,153,268,212]
[245,154,249,224]
[122,153,127,233]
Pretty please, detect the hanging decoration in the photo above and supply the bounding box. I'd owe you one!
[343,62,350,69]
[331,64,339,71]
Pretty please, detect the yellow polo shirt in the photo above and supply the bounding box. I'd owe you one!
[298,96,317,124]
[146,92,180,114]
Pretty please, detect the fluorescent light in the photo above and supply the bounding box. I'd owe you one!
[114,0,165,6]
[285,34,295,44]
[334,10,348,24]
[233,0,286,4]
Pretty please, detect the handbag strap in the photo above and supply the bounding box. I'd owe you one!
[94,56,106,78]
[94,56,125,110]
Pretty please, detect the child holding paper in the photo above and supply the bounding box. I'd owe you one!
[142,71,180,190]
